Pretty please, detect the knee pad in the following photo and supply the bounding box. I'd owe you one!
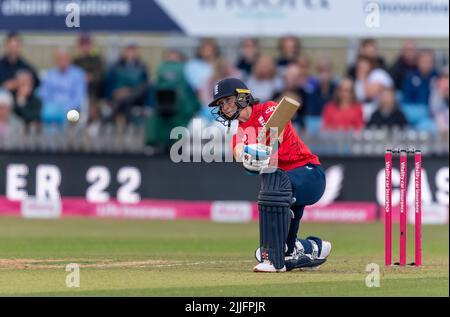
[257,169,293,270]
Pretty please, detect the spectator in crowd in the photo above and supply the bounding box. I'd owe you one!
[73,34,105,134]
[146,49,201,149]
[272,63,302,100]
[402,49,438,104]
[39,48,87,126]
[430,67,449,135]
[0,89,22,140]
[389,39,418,90]
[277,90,305,131]
[185,38,220,94]
[246,54,283,103]
[0,32,40,92]
[367,87,408,129]
[276,36,301,72]
[322,78,364,131]
[306,56,337,116]
[13,70,42,130]
[199,57,242,121]
[236,38,260,79]
[272,56,319,121]
[105,40,150,126]
[287,55,320,116]
[162,49,186,63]
[73,34,105,107]
[347,38,387,80]
[272,63,305,129]
[296,55,319,92]
[354,55,393,120]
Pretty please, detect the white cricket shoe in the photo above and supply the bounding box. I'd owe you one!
[253,260,286,273]
[299,239,332,271]
[284,238,332,271]
[295,237,332,260]
[319,240,332,259]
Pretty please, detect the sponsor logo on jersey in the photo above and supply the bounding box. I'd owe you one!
[258,116,265,126]
[265,105,276,114]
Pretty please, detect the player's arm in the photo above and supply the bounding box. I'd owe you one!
[234,138,272,163]
[234,134,272,175]
[277,130,285,144]
[241,143,272,175]
[234,142,245,162]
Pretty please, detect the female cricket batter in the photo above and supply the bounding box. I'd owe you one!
[208,78,332,272]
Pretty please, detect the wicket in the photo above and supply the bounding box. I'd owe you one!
[385,148,422,267]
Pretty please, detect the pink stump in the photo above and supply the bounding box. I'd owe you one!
[415,151,422,266]
[399,150,408,266]
[385,150,392,266]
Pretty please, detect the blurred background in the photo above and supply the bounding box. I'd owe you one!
[0,0,448,224]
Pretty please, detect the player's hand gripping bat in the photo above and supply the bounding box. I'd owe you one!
[243,97,301,174]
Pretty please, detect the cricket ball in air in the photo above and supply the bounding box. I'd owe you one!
[67,110,80,123]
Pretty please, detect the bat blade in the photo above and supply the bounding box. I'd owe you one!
[257,96,301,143]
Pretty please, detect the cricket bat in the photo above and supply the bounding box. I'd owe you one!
[257,96,301,144]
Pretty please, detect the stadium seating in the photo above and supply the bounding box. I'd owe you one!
[305,116,322,135]
[400,103,436,133]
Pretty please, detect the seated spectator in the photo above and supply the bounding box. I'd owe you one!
[322,78,364,131]
[0,89,22,140]
[272,63,302,99]
[296,55,319,93]
[389,39,418,90]
[39,48,87,126]
[273,57,320,120]
[13,70,42,130]
[277,55,319,116]
[402,49,438,104]
[306,56,337,116]
[162,49,186,63]
[367,88,408,129]
[276,36,301,73]
[354,55,393,120]
[73,34,105,106]
[199,57,242,122]
[430,67,449,135]
[277,90,305,131]
[0,32,40,92]
[105,40,150,125]
[185,38,220,94]
[146,49,201,149]
[272,64,305,129]
[246,55,283,103]
[236,38,260,79]
[347,38,387,80]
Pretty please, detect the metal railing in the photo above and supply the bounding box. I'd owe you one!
[300,127,449,156]
[1,122,448,157]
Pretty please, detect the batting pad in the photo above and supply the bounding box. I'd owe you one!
[258,169,293,270]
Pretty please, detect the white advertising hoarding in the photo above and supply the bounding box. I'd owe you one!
[156,0,449,38]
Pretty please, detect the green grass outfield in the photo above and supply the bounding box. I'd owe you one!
[0,217,448,296]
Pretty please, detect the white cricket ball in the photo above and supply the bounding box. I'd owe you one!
[67,110,80,123]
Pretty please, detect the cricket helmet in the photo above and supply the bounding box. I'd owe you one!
[208,78,257,127]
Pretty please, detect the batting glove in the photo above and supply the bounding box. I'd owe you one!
[242,144,272,175]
